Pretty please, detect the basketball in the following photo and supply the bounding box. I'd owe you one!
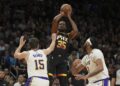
[60,4,72,15]
[71,59,81,75]
[72,59,81,67]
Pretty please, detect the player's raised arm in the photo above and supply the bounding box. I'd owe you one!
[14,36,28,60]
[51,12,65,33]
[44,12,65,55]
[67,12,78,39]
[43,33,57,55]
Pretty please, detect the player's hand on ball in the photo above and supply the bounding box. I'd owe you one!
[71,59,81,75]
[19,36,26,47]
[60,4,72,16]
[60,11,65,16]
[75,74,88,80]
[75,74,83,80]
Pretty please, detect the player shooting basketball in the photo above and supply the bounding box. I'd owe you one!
[48,4,78,86]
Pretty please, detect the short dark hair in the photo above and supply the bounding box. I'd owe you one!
[29,37,39,49]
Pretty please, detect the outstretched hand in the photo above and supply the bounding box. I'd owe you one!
[19,36,26,47]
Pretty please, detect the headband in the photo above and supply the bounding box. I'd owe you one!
[86,38,92,45]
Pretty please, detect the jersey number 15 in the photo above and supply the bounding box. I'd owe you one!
[34,60,44,70]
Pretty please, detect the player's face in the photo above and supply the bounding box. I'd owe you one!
[58,21,66,32]
[0,71,5,79]
[18,75,24,82]
[83,42,91,53]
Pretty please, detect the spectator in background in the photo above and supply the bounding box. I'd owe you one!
[68,78,73,86]
[0,40,5,52]
[52,78,60,86]
[4,68,9,76]
[14,74,25,86]
[109,65,117,86]
[8,76,15,86]
[0,68,8,86]
[116,65,120,86]
[8,50,18,77]
[4,68,13,85]
[15,60,27,76]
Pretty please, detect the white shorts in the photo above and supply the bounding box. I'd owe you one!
[87,78,110,86]
[25,76,49,86]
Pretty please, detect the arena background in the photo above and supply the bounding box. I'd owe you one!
[0,0,120,86]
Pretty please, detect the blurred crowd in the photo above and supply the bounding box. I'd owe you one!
[0,0,120,86]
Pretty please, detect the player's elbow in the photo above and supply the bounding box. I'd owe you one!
[14,53,20,60]
[14,53,18,59]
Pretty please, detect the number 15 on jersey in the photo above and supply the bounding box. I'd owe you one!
[34,60,44,70]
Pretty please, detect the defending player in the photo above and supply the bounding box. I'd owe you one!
[72,37,110,86]
[14,15,58,86]
[48,8,78,86]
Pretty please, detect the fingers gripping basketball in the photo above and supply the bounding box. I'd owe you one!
[71,59,81,75]
[60,4,72,16]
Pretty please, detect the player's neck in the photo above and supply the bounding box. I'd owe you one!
[19,81,23,84]
[87,48,92,55]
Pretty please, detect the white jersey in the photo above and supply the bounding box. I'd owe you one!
[14,82,21,86]
[26,50,48,78]
[81,49,109,83]
[116,69,120,85]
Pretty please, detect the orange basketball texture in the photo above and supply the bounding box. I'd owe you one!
[71,59,81,75]
[72,59,81,67]
[60,4,72,15]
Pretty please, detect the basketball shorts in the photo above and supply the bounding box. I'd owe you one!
[48,55,68,76]
[25,76,49,86]
[87,78,110,86]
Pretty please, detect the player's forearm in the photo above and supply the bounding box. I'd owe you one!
[87,67,103,78]
[49,40,56,51]
[51,14,63,33]
[48,33,56,52]
[68,17,78,32]
[14,45,23,58]
[53,13,63,22]
[44,40,56,55]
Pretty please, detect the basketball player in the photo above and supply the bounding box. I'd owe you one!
[14,24,57,86]
[72,37,110,86]
[48,11,78,86]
